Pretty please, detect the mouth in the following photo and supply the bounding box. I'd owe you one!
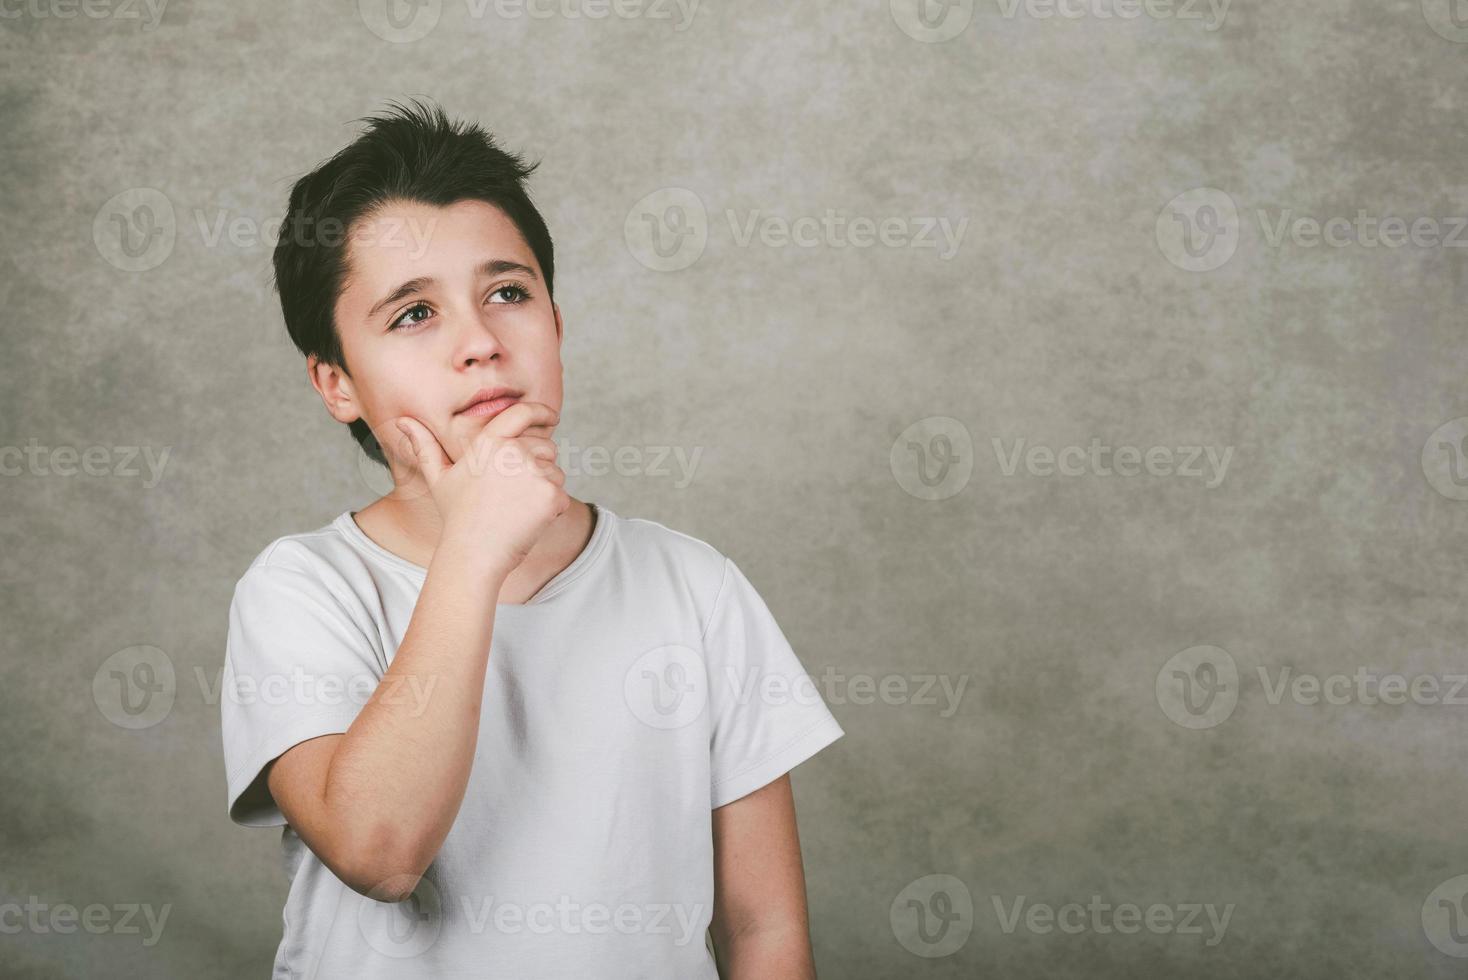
[455,387,524,419]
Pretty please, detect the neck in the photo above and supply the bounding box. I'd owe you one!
[359,463,593,596]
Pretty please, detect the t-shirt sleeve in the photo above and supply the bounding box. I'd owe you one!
[703,556,844,809]
[221,556,383,828]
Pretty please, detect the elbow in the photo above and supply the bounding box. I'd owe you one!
[343,865,423,904]
[340,822,433,904]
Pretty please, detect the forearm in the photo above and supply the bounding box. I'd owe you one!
[712,924,817,980]
[322,532,509,880]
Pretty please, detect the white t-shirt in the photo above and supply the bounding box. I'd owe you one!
[220,501,844,979]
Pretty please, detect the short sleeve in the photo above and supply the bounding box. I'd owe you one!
[221,558,383,828]
[703,557,844,809]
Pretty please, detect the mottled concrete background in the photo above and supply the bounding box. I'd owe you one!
[4,0,1468,976]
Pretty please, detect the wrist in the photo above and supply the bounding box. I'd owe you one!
[431,524,519,582]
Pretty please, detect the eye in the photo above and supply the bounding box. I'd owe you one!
[487,282,531,305]
[388,302,433,332]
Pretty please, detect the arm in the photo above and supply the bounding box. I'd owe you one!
[265,401,567,903]
[266,539,510,902]
[709,774,819,980]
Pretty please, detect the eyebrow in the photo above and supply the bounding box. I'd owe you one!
[365,259,540,321]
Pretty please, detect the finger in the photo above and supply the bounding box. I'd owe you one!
[393,416,451,485]
[461,440,552,480]
[483,400,561,440]
[515,435,559,461]
[520,440,561,469]
[514,448,561,479]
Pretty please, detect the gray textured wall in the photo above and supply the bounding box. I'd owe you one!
[4,0,1468,976]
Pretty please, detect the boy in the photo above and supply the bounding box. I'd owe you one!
[219,99,845,979]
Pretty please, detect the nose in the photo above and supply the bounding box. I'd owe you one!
[452,308,507,369]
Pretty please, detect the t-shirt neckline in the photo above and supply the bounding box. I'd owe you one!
[333,501,612,607]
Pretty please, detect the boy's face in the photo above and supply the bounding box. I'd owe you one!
[309,197,563,468]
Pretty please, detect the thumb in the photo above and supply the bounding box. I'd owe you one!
[391,417,449,486]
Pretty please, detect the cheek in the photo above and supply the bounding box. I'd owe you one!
[356,363,447,439]
[526,333,564,387]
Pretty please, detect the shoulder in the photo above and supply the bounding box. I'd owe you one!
[231,514,369,609]
[224,517,385,674]
[606,508,734,610]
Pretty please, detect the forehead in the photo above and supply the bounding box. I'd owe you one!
[339,198,535,299]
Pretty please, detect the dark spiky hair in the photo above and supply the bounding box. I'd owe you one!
[271,98,555,465]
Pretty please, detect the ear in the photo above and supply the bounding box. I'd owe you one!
[306,355,362,424]
[553,301,564,346]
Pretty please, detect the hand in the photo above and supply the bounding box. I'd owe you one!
[392,402,570,575]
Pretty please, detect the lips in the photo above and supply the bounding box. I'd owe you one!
[455,387,523,418]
